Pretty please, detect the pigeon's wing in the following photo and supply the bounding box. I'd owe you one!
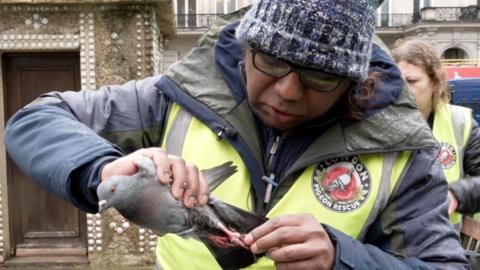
[201,161,237,191]
[199,238,262,270]
[208,198,268,234]
[200,198,268,269]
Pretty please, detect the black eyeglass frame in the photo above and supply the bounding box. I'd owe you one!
[250,49,346,92]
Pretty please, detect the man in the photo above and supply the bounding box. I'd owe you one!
[5,0,469,269]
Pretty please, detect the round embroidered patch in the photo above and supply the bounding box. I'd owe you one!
[439,142,457,169]
[312,156,371,212]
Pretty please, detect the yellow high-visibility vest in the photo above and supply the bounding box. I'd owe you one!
[432,103,473,224]
[155,104,411,270]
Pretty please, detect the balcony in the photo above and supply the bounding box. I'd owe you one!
[421,6,480,22]
[176,14,219,30]
[376,14,413,28]
[176,6,480,32]
[377,6,479,29]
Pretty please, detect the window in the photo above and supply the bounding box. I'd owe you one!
[176,0,197,28]
[422,0,433,8]
[216,0,239,14]
[377,0,390,27]
[442,48,467,60]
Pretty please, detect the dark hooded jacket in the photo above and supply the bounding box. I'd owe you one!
[448,118,480,213]
[4,10,470,270]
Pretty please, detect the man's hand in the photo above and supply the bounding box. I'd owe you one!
[448,190,459,215]
[243,214,335,270]
[101,147,209,208]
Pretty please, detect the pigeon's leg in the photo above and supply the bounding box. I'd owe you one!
[213,221,249,249]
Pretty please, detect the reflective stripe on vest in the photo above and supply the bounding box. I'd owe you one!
[433,104,472,224]
[156,105,411,270]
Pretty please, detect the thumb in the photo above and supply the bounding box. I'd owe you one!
[447,190,458,215]
[101,157,138,182]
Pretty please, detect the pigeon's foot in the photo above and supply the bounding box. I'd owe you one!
[210,221,249,249]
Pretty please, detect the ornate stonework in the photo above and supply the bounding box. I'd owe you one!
[0,1,173,267]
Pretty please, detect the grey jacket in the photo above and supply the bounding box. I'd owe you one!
[4,9,470,270]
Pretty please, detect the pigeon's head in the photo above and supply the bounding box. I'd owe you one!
[96,156,157,214]
[97,175,130,213]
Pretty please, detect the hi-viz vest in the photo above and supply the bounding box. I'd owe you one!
[154,104,412,270]
[432,104,473,224]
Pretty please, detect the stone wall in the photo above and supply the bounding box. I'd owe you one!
[0,1,172,267]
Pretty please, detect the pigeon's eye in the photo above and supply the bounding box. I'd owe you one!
[111,187,116,192]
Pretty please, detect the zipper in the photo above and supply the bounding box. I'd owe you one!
[263,135,281,204]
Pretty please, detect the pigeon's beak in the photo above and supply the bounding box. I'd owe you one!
[98,199,109,213]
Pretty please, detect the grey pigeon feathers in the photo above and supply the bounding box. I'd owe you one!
[97,156,267,269]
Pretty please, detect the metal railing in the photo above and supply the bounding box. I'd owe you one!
[176,7,480,30]
[422,6,480,22]
[376,14,413,27]
[176,13,417,29]
[442,59,480,67]
[176,14,219,29]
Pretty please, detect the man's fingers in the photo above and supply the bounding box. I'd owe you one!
[182,163,200,208]
[250,225,305,253]
[244,215,302,245]
[169,156,188,200]
[132,148,209,208]
[268,244,313,263]
[152,149,172,184]
[198,173,209,205]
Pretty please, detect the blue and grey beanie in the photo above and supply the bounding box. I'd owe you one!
[236,0,379,82]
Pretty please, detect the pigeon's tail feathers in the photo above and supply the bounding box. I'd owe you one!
[134,156,157,178]
[199,238,263,270]
[209,198,268,234]
[202,161,237,192]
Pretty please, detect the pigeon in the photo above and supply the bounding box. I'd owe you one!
[97,155,268,269]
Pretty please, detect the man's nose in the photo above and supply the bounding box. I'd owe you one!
[274,72,304,101]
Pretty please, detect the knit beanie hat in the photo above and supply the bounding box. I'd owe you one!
[236,0,379,82]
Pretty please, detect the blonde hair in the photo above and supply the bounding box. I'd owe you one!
[391,39,451,112]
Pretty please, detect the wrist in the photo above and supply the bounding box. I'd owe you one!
[100,159,116,182]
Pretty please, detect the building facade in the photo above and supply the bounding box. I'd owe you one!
[0,0,174,268]
[164,0,480,70]
[378,0,480,65]
[0,0,479,268]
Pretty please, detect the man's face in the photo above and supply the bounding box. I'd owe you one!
[244,50,351,131]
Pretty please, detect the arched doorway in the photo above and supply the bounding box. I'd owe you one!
[442,47,468,60]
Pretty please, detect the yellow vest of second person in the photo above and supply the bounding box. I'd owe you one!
[432,103,472,224]
[155,104,411,270]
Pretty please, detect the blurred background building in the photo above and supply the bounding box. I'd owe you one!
[166,0,480,79]
[0,0,479,268]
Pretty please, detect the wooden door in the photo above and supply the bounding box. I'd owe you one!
[3,52,86,257]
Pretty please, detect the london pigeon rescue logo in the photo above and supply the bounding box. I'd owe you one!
[312,156,371,212]
[439,142,456,169]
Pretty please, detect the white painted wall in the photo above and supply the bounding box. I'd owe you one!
[390,1,414,13]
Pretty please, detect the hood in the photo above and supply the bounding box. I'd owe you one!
[157,8,437,203]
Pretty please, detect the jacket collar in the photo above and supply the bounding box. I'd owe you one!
[160,8,437,164]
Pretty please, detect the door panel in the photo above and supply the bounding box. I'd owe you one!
[3,52,86,256]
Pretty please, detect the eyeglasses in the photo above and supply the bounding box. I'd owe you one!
[251,49,345,92]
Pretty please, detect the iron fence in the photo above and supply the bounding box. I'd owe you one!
[177,8,479,30]
[176,14,219,29]
[376,14,414,27]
